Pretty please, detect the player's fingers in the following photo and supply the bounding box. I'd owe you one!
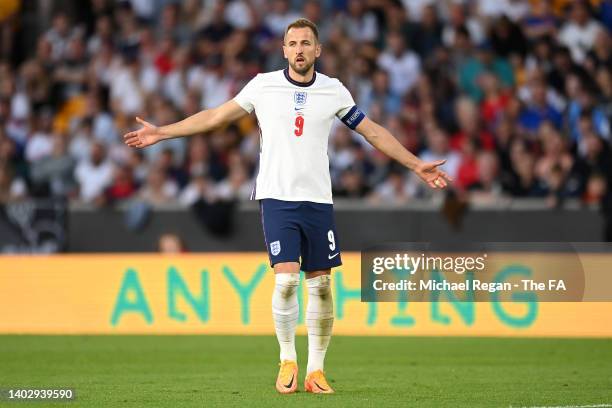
[136,116,153,128]
[441,171,453,182]
[428,180,438,189]
[432,159,446,168]
[124,135,139,145]
[125,136,141,146]
[123,131,137,140]
[436,178,447,188]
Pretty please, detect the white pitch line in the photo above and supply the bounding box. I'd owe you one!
[517,404,612,408]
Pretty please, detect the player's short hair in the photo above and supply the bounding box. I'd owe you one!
[284,18,319,43]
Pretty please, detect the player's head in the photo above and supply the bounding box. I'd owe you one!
[283,18,321,75]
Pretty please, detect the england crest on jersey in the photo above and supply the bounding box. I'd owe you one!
[270,240,281,256]
[294,91,307,106]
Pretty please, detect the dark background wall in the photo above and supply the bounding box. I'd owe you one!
[67,207,604,252]
[0,200,605,253]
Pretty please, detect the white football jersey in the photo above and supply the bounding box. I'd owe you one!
[233,69,364,204]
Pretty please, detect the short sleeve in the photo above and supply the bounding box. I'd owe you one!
[233,75,260,113]
[336,82,365,130]
[336,82,356,119]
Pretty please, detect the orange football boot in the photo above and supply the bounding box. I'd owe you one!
[304,369,334,394]
[275,360,298,394]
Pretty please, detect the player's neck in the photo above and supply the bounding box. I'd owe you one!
[286,66,315,85]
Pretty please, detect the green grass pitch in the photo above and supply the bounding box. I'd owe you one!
[0,335,611,407]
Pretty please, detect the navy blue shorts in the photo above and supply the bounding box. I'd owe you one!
[260,199,342,272]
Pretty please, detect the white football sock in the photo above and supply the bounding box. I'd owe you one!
[306,274,334,374]
[272,273,300,362]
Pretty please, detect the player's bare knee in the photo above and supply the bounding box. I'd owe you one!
[273,262,300,274]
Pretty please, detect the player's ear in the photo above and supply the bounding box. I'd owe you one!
[315,42,322,58]
[282,43,288,59]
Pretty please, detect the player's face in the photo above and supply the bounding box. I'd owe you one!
[283,27,321,75]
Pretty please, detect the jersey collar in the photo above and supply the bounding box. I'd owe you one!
[283,68,316,87]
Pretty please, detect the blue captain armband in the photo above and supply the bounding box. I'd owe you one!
[340,106,365,130]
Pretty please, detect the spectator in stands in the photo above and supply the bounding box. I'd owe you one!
[442,2,485,48]
[535,128,578,201]
[583,172,607,205]
[505,143,546,197]
[362,69,402,115]
[0,163,26,202]
[458,41,514,102]
[584,29,612,71]
[25,111,54,163]
[452,96,495,151]
[558,0,604,62]
[480,72,511,126]
[575,131,612,189]
[338,0,379,43]
[596,66,612,127]
[179,174,214,207]
[1,0,612,213]
[156,148,188,188]
[157,233,186,253]
[411,5,443,59]
[30,134,76,198]
[334,166,370,198]
[567,80,610,143]
[104,164,137,204]
[490,15,527,58]
[469,151,505,204]
[522,0,557,41]
[138,165,178,206]
[518,78,563,134]
[44,13,76,63]
[215,160,253,201]
[369,167,410,204]
[377,31,421,97]
[68,118,94,163]
[329,126,357,183]
[455,137,480,191]
[52,37,88,102]
[265,0,300,37]
[74,141,113,204]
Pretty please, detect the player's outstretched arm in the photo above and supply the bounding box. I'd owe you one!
[123,100,248,148]
[355,117,452,189]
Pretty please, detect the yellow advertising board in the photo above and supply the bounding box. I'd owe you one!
[0,253,611,337]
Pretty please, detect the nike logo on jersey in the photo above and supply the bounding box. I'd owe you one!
[328,253,339,259]
[294,107,304,111]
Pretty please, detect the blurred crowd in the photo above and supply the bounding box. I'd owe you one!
[0,0,612,209]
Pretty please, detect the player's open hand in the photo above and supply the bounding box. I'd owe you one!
[414,159,452,189]
[123,117,164,148]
